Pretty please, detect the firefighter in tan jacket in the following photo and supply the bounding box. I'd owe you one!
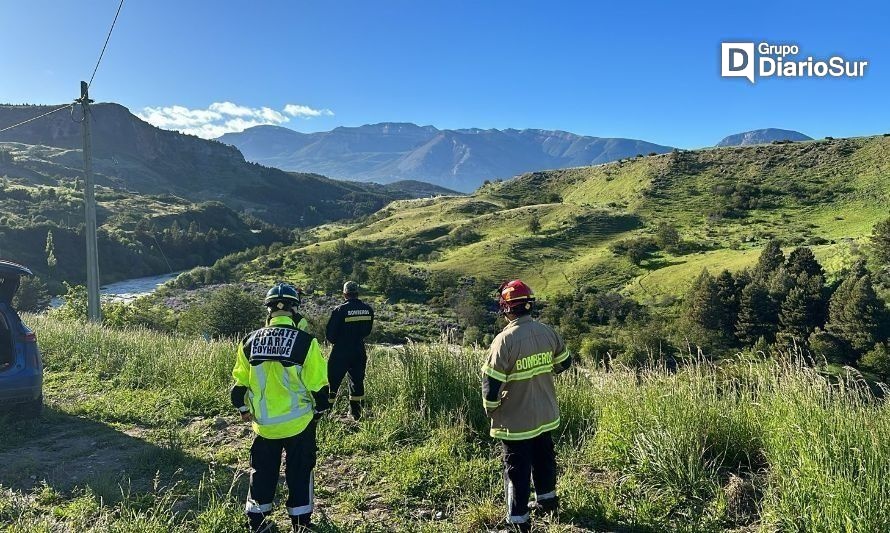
[482,280,572,531]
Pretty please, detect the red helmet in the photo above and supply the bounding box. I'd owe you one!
[498,279,535,314]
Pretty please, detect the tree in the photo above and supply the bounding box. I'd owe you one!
[527,214,542,234]
[12,276,51,313]
[45,230,57,275]
[681,269,726,347]
[736,279,776,345]
[777,275,825,345]
[871,217,890,265]
[767,267,794,304]
[452,278,496,333]
[367,262,393,296]
[168,220,183,245]
[714,270,740,338]
[786,247,824,279]
[755,239,785,277]
[826,272,887,356]
[655,222,680,250]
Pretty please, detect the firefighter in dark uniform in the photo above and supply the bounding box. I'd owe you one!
[325,280,374,420]
[231,283,331,532]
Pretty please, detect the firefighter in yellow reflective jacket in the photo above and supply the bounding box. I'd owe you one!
[231,283,330,532]
[267,286,310,331]
[481,280,572,532]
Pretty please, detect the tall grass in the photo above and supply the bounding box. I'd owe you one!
[9,317,890,531]
[29,314,233,416]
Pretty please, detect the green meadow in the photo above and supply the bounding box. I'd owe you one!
[2,317,889,532]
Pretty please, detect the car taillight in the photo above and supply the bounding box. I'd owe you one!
[21,332,37,343]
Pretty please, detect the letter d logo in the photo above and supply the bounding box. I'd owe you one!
[721,42,755,84]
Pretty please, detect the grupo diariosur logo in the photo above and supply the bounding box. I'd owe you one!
[721,42,869,83]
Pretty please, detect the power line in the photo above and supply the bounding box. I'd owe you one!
[88,0,125,88]
[0,104,74,134]
[1,1,125,136]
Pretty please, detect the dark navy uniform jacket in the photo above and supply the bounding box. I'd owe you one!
[325,298,374,355]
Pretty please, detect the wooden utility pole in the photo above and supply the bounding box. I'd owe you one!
[78,81,101,322]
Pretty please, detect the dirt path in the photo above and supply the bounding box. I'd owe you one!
[0,408,194,493]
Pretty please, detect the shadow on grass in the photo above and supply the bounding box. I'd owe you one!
[639,258,686,271]
[0,407,218,500]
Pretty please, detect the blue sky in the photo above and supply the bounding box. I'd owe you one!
[1,0,887,147]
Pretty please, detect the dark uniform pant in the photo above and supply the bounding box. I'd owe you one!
[246,421,317,526]
[328,346,367,400]
[502,431,557,524]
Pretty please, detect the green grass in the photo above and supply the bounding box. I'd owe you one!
[2,318,890,531]
[238,135,890,301]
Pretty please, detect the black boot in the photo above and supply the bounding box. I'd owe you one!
[247,512,273,533]
[349,400,362,421]
[528,495,559,516]
[497,522,531,533]
[291,513,313,531]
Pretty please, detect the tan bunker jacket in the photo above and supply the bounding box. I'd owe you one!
[481,315,572,440]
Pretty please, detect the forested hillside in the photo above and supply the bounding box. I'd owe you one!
[168,135,890,363]
[0,105,448,228]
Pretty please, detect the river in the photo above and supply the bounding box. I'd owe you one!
[99,271,182,303]
[50,271,182,307]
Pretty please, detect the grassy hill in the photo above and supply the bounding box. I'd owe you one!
[236,135,890,303]
[2,318,889,531]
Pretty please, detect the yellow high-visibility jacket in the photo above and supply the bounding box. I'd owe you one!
[232,316,328,439]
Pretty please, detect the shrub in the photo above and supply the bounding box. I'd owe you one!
[579,335,616,366]
[807,328,848,364]
[450,225,481,245]
[860,343,890,380]
[610,237,657,265]
[12,276,51,313]
[50,283,88,322]
[179,286,265,339]
[462,326,482,346]
[527,214,541,234]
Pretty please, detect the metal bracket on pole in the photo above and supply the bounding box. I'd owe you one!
[78,81,101,322]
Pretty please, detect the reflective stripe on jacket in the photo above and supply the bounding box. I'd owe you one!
[233,316,328,439]
[481,315,570,440]
[326,298,374,354]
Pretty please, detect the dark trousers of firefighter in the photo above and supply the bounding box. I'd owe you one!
[502,431,557,524]
[247,421,317,523]
[328,346,367,400]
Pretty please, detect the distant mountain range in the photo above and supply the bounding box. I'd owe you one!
[218,124,675,192]
[0,104,456,226]
[717,129,812,147]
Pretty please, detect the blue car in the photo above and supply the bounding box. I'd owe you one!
[0,260,43,416]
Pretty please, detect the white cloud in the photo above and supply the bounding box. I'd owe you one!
[284,104,334,118]
[208,101,257,117]
[135,101,333,138]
